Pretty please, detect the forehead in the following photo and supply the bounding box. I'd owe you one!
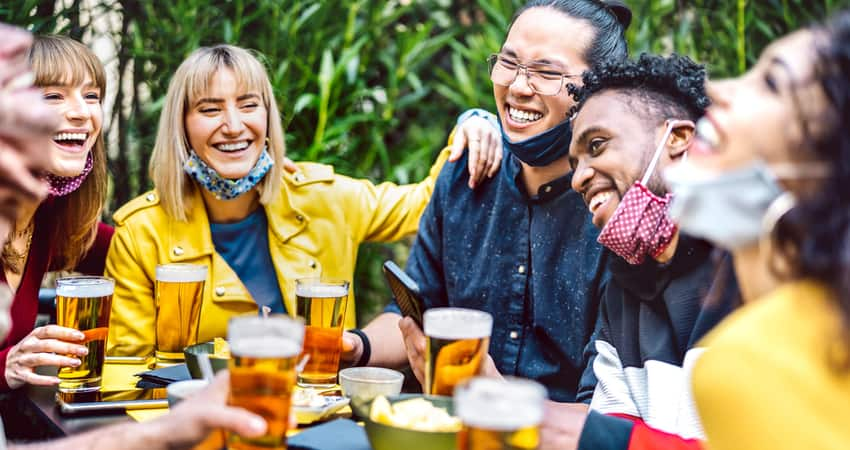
[572,91,646,137]
[504,7,594,68]
[188,67,263,105]
[759,29,817,82]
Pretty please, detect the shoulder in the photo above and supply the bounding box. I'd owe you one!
[112,191,165,226]
[284,162,336,188]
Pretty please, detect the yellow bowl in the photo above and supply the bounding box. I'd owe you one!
[361,394,457,450]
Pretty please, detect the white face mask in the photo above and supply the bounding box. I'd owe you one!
[664,159,826,251]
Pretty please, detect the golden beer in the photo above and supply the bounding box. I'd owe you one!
[424,308,493,396]
[294,279,349,387]
[154,264,207,361]
[56,277,114,393]
[227,316,304,450]
[455,377,546,450]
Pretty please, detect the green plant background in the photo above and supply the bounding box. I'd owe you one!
[3,0,848,324]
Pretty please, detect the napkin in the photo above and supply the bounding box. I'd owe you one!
[135,363,192,388]
[288,419,371,450]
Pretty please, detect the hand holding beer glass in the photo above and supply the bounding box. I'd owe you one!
[55,276,114,392]
[295,278,349,387]
[455,377,547,450]
[424,307,493,396]
[227,315,304,450]
[154,264,208,362]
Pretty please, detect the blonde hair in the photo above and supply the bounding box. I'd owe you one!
[28,35,108,270]
[150,45,286,221]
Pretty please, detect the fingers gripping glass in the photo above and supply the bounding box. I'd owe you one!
[488,53,581,96]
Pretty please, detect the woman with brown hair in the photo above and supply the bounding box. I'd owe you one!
[0,35,113,391]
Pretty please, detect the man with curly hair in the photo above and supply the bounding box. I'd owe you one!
[562,53,740,450]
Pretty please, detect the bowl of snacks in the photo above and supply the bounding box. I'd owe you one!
[363,394,460,450]
[339,367,404,415]
[184,337,230,378]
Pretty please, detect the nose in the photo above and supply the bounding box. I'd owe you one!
[65,93,92,122]
[509,66,535,97]
[222,105,246,135]
[705,78,733,109]
[570,159,595,194]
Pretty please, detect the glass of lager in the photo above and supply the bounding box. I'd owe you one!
[55,276,114,393]
[227,315,304,450]
[455,377,547,450]
[154,264,208,362]
[294,278,349,387]
[424,307,493,396]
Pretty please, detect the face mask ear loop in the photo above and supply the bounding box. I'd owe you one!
[641,121,676,186]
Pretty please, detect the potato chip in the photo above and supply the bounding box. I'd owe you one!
[213,337,231,359]
[370,395,461,432]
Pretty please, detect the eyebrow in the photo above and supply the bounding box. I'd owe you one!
[498,48,567,69]
[572,125,607,152]
[194,93,260,106]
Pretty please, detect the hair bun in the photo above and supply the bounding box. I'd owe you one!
[603,0,632,30]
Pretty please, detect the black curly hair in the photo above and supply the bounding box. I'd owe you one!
[773,9,850,361]
[571,53,710,125]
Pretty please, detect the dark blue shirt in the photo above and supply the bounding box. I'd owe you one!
[210,208,286,314]
[387,152,609,402]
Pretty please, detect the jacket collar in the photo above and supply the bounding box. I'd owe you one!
[609,233,714,302]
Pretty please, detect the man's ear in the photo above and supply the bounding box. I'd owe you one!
[668,120,696,160]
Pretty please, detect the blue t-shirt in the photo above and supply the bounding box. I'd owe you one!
[210,208,285,314]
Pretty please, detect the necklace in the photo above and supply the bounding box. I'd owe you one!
[2,221,35,275]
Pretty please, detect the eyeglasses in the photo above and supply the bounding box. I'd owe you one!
[488,53,582,96]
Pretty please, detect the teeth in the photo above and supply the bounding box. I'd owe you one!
[53,132,88,141]
[215,141,250,151]
[696,118,719,148]
[508,106,542,123]
[589,191,613,213]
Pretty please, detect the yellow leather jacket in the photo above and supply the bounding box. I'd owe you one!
[106,151,448,356]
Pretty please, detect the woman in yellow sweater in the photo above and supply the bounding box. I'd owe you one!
[663,10,850,450]
[105,44,501,361]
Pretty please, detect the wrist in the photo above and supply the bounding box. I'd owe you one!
[348,328,371,367]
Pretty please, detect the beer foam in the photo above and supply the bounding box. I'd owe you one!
[294,284,348,298]
[156,264,208,282]
[229,337,302,358]
[423,308,492,339]
[56,277,114,298]
[455,377,546,430]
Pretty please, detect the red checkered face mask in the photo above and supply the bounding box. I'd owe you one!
[597,122,679,265]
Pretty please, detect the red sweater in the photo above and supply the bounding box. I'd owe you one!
[0,202,114,391]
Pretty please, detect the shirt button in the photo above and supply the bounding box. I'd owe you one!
[172,246,184,256]
[509,331,519,339]
[293,173,304,182]
[544,185,552,193]
[309,260,317,269]
[215,286,226,297]
[146,193,156,202]
[517,264,526,274]
[296,214,305,222]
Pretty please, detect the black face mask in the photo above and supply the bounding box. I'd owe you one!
[501,117,573,167]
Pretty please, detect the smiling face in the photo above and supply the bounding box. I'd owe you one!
[184,69,268,180]
[41,76,103,177]
[495,7,593,142]
[691,30,828,176]
[569,92,667,227]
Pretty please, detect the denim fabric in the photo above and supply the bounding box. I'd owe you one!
[387,152,609,402]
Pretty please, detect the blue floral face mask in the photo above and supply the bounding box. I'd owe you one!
[183,148,274,200]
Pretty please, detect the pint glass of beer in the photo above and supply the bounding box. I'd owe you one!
[423,307,493,396]
[227,315,304,450]
[294,278,349,387]
[154,264,208,362]
[55,276,114,393]
[455,377,547,450]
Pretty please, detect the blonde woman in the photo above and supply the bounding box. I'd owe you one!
[106,44,500,364]
[1,35,113,391]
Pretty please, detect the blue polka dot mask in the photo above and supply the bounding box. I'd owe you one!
[183,147,274,200]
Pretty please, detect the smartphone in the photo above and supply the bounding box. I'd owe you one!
[56,388,169,415]
[382,260,424,328]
